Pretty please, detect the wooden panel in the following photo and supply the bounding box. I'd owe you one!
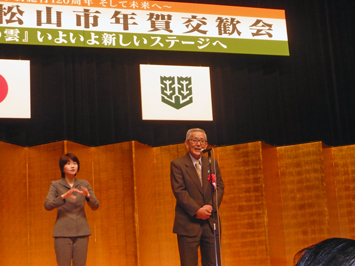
[92,142,137,266]
[332,145,355,238]
[322,144,341,236]
[65,141,98,266]
[134,141,159,266]
[0,142,28,266]
[135,143,185,266]
[27,141,65,266]
[277,142,329,266]
[217,142,270,266]
[262,142,286,266]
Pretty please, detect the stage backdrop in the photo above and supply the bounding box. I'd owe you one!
[0,0,354,148]
[1,139,355,266]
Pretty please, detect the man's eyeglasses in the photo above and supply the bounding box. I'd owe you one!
[189,138,206,145]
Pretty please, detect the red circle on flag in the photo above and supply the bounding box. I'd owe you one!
[0,75,9,103]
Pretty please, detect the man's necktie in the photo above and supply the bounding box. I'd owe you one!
[195,161,203,187]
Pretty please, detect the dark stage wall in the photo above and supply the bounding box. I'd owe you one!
[0,0,354,147]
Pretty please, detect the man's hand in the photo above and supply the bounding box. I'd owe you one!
[196,205,213,220]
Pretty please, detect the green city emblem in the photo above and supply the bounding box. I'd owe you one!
[160,76,193,109]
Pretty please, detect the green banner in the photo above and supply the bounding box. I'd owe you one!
[0,27,289,55]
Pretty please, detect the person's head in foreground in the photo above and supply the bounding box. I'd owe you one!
[294,237,355,266]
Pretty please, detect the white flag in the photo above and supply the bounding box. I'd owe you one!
[0,59,31,118]
[140,64,213,121]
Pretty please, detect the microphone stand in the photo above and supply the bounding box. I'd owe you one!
[206,149,221,266]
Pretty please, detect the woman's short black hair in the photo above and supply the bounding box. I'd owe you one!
[59,153,80,178]
[294,238,355,266]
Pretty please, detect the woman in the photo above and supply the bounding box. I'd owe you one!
[44,153,99,266]
[294,237,355,266]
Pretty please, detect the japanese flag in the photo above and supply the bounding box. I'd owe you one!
[0,59,31,118]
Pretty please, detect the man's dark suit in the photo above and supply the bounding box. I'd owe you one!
[171,152,224,266]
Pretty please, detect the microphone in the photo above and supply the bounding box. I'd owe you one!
[200,148,212,154]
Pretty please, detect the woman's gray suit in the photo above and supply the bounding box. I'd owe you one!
[44,178,99,266]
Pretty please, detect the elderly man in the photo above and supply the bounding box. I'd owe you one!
[170,128,224,266]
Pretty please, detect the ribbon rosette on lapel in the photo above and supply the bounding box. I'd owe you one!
[208,174,216,191]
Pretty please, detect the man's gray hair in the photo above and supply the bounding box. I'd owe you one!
[186,128,207,141]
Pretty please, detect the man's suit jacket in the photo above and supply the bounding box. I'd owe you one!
[44,178,99,237]
[171,153,224,236]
